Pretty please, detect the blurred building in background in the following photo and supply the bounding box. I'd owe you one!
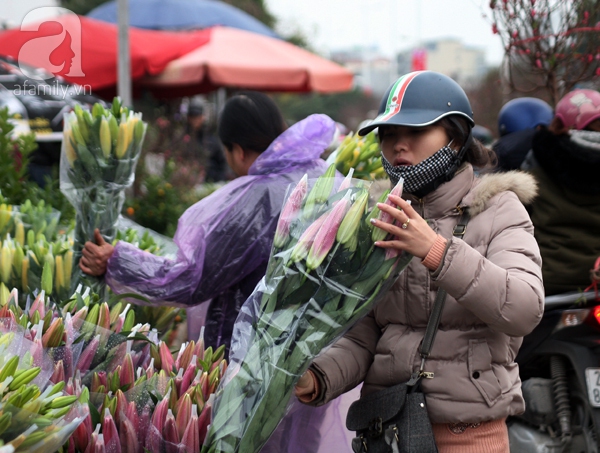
[331,47,397,97]
[397,38,487,85]
[333,38,488,96]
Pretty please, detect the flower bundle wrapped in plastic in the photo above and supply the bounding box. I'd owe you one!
[0,299,89,453]
[60,98,147,297]
[202,166,411,453]
[74,333,227,453]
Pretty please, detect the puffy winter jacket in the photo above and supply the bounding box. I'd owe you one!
[309,164,544,424]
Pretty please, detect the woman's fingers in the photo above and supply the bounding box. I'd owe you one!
[388,194,417,216]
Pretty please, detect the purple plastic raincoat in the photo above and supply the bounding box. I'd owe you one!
[106,114,335,352]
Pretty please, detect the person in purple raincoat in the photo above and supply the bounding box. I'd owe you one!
[79,91,335,356]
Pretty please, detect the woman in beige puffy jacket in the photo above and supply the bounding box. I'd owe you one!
[295,71,544,453]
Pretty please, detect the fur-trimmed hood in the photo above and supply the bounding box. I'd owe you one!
[467,171,538,216]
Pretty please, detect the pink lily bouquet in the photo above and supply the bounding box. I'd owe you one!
[0,287,227,453]
[202,165,412,453]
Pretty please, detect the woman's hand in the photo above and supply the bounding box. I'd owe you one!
[80,229,115,276]
[294,371,317,401]
[370,194,438,259]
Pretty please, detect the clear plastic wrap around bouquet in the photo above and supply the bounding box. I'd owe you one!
[202,166,412,453]
[60,98,147,297]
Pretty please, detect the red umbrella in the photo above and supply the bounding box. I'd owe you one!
[140,26,354,96]
[0,15,210,90]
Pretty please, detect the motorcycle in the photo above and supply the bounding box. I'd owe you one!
[509,289,600,452]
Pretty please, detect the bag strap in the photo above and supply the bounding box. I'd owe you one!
[407,208,470,387]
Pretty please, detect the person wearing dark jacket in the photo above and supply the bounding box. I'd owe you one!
[527,89,600,296]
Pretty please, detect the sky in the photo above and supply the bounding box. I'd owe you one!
[265,0,505,66]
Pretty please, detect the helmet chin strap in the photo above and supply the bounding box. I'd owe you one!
[412,128,473,198]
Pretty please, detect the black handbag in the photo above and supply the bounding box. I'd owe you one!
[345,211,470,453]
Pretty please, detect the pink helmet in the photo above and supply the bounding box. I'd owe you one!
[555,89,600,130]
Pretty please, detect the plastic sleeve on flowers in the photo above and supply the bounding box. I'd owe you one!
[422,235,448,271]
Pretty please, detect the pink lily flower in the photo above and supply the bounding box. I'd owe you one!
[50,360,65,384]
[114,390,128,427]
[119,417,139,453]
[125,401,140,434]
[194,329,205,360]
[175,393,192,439]
[289,211,329,263]
[197,396,213,445]
[73,413,91,452]
[164,409,180,453]
[180,355,198,395]
[94,433,106,453]
[97,303,111,331]
[76,334,100,374]
[175,341,195,371]
[274,174,308,248]
[102,408,121,453]
[120,353,135,389]
[337,168,355,193]
[159,341,175,373]
[306,192,352,270]
[113,304,131,334]
[174,368,184,396]
[72,306,89,326]
[138,405,151,452]
[84,424,101,453]
[181,404,200,452]
[151,390,171,433]
[29,290,45,319]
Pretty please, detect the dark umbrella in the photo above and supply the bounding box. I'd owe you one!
[87,0,279,38]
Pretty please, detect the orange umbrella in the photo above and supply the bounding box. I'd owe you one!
[141,26,354,96]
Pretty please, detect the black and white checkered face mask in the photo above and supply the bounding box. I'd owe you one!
[381,142,457,194]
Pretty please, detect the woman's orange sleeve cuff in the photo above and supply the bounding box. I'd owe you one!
[422,235,448,271]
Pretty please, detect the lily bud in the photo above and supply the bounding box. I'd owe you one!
[175,393,192,439]
[40,258,53,295]
[159,341,175,373]
[289,212,328,263]
[97,302,111,331]
[102,409,121,453]
[372,178,404,242]
[303,163,337,219]
[99,118,112,159]
[307,193,352,271]
[163,409,180,449]
[119,417,139,453]
[273,174,308,249]
[181,404,200,452]
[151,389,171,432]
[115,122,128,159]
[76,334,100,374]
[119,353,135,389]
[337,167,355,193]
[29,291,46,319]
[337,190,369,252]
[175,341,194,371]
[197,396,213,445]
[49,360,65,384]
[42,317,64,348]
[63,129,78,167]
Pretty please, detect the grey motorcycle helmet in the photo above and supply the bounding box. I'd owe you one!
[360,71,476,197]
[358,71,475,135]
